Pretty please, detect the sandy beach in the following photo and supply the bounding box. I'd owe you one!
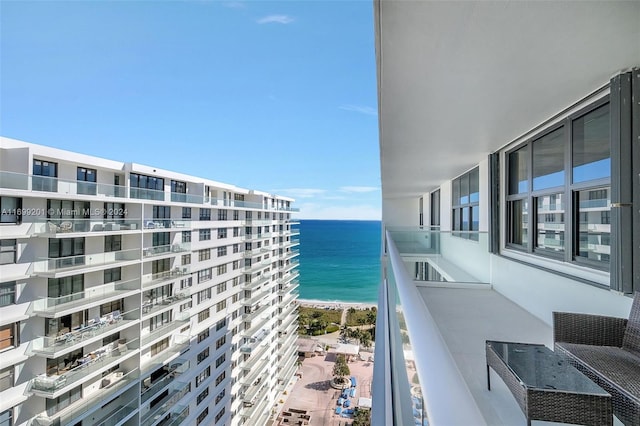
[296,298,377,311]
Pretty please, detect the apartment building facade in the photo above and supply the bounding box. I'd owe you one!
[0,137,300,426]
[372,1,639,425]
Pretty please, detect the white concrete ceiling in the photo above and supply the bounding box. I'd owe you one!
[376,0,640,200]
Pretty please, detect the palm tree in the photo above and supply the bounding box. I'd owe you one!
[358,330,372,349]
[366,310,376,326]
[333,354,351,386]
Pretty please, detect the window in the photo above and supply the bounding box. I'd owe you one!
[181,277,193,289]
[182,207,191,219]
[216,318,226,331]
[0,240,16,265]
[0,197,22,224]
[217,264,227,275]
[196,408,209,425]
[48,238,84,268]
[198,328,210,343]
[215,371,226,386]
[0,282,16,306]
[216,300,226,312]
[200,208,211,221]
[217,228,227,239]
[33,159,58,192]
[196,366,211,387]
[197,387,209,405]
[233,244,239,253]
[104,202,126,220]
[0,323,19,351]
[151,337,170,356]
[216,282,227,294]
[215,389,226,405]
[215,407,225,423]
[199,229,211,241]
[77,167,97,195]
[199,249,211,262]
[130,173,164,201]
[0,408,13,426]
[217,246,227,257]
[215,335,226,350]
[45,386,81,416]
[104,235,122,252]
[198,308,210,323]
[198,268,212,283]
[152,258,170,276]
[182,231,191,243]
[232,260,240,270]
[452,168,479,240]
[218,210,228,221]
[149,311,172,331]
[100,299,123,316]
[182,254,191,265]
[430,190,440,227]
[197,347,210,364]
[506,101,611,270]
[197,288,211,303]
[171,180,187,202]
[215,353,226,368]
[0,366,14,392]
[48,275,84,300]
[104,267,122,283]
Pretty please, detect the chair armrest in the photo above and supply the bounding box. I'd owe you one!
[553,312,627,346]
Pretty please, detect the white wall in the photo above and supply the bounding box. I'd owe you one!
[382,197,419,227]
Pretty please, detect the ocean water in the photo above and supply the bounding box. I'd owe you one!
[297,220,382,303]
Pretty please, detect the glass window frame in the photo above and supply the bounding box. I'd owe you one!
[504,97,611,271]
[451,168,479,240]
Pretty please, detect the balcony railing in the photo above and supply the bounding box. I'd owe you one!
[142,219,192,230]
[163,405,189,426]
[142,312,190,346]
[141,381,190,426]
[142,266,192,288]
[372,230,486,426]
[32,368,140,426]
[143,243,191,258]
[0,171,127,197]
[141,358,190,403]
[142,291,191,317]
[32,248,140,275]
[141,334,190,374]
[95,399,138,426]
[386,228,490,284]
[239,328,270,353]
[32,218,142,235]
[31,338,140,398]
[30,308,140,357]
[31,278,140,316]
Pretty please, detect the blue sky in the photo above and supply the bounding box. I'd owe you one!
[0,0,380,220]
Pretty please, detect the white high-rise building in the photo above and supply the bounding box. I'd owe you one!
[372,1,639,425]
[0,137,300,426]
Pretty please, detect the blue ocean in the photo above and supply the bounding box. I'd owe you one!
[296,220,381,303]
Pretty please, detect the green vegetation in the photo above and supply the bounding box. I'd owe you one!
[353,408,372,426]
[345,307,377,327]
[297,306,342,336]
[341,326,374,348]
[332,354,351,382]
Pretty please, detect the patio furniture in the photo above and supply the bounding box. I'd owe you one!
[554,292,640,426]
[486,340,612,426]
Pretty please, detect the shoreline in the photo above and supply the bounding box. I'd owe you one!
[296,298,377,310]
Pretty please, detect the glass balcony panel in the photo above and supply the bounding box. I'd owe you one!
[141,312,190,346]
[32,278,139,316]
[142,266,192,288]
[141,334,190,374]
[143,219,191,230]
[140,381,190,426]
[164,405,189,426]
[32,369,140,426]
[94,399,138,426]
[143,243,191,258]
[32,249,140,274]
[32,218,142,235]
[141,359,190,403]
[0,171,127,197]
[31,338,140,397]
[30,308,140,357]
[130,187,166,201]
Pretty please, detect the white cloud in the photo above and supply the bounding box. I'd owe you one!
[273,188,326,198]
[338,104,378,116]
[296,203,381,221]
[339,186,379,193]
[257,15,295,24]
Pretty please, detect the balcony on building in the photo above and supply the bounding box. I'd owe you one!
[142,242,190,259]
[30,338,140,399]
[31,368,140,426]
[141,334,190,374]
[30,308,140,358]
[278,280,299,296]
[142,288,191,319]
[32,218,143,236]
[140,380,191,426]
[278,302,297,321]
[141,358,190,404]
[31,248,141,277]
[241,384,271,422]
[244,273,270,291]
[142,266,192,288]
[376,228,558,426]
[0,171,127,198]
[282,260,299,273]
[142,219,192,231]
[239,328,269,354]
[31,278,140,318]
[141,311,190,347]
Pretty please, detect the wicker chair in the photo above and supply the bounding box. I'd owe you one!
[553,292,640,426]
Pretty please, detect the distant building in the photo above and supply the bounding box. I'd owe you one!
[0,137,300,426]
